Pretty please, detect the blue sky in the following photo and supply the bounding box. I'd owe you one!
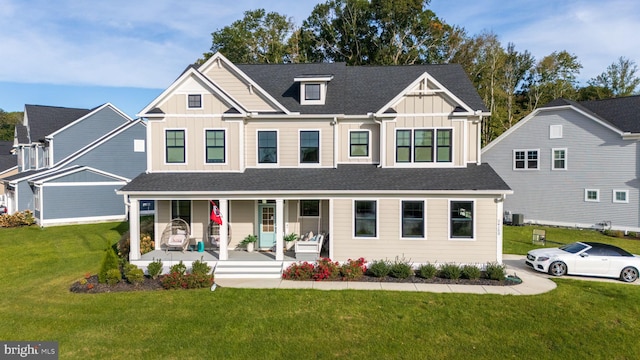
[1,0,639,118]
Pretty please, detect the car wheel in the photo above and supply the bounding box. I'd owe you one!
[548,261,567,276]
[620,267,638,283]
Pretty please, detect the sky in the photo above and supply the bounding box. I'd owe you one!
[1,0,639,118]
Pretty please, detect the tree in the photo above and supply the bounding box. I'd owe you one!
[199,9,295,64]
[0,109,21,141]
[501,43,533,128]
[588,56,640,98]
[522,51,582,110]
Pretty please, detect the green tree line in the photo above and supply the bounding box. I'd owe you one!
[198,0,640,145]
[0,109,21,142]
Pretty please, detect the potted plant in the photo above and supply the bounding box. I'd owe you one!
[240,234,257,252]
[283,233,298,251]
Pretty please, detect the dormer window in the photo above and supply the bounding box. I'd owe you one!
[295,75,333,105]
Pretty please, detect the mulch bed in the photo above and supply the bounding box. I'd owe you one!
[70,274,520,293]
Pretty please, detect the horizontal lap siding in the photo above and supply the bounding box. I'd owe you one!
[331,197,499,263]
[338,122,380,164]
[229,200,256,248]
[42,185,124,219]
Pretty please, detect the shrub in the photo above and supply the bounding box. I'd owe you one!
[340,258,367,280]
[439,263,462,280]
[106,268,122,286]
[161,272,186,289]
[417,263,438,279]
[0,210,36,228]
[147,259,163,279]
[367,260,391,278]
[462,264,482,280]
[125,267,145,285]
[313,258,340,281]
[282,262,315,280]
[389,258,413,279]
[485,262,506,281]
[628,231,638,238]
[191,259,212,276]
[170,261,187,276]
[98,247,120,284]
[160,260,213,289]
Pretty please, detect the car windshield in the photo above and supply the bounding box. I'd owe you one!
[560,242,588,254]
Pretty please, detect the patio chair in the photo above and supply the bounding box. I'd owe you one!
[206,221,231,249]
[160,218,191,253]
[295,232,325,260]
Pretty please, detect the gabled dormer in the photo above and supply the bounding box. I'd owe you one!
[294,75,333,105]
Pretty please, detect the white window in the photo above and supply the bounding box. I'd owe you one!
[134,139,145,153]
[295,75,333,105]
[613,190,629,203]
[513,149,539,170]
[552,148,567,170]
[550,125,563,139]
[585,189,600,202]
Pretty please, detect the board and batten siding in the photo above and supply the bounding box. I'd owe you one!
[483,108,640,230]
[203,62,277,112]
[330,196,499,263]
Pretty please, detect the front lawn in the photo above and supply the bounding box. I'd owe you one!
[1,222,639,359]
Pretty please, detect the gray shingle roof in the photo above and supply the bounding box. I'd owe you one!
[119,164,510,193]
[542,96,640,133]
[0,141,16,172]
[24,105,92,143]
[232,63,488,115]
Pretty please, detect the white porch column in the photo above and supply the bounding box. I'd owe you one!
[129,197,141,260]
[275,198,284,261]
[219,199,229,260]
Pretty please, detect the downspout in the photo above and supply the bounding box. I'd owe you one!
[373,115,383,168]
[475,110,483,165]
[332,117,338,168]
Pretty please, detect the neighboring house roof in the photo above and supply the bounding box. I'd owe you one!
[234,62,488,115]
[541,95,640,133]
[119,164,510,194]
[23,104,92,143]
[0,141,16,172]
[15,124,29,144]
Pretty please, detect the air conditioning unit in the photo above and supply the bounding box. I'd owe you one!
[512,214,524,226]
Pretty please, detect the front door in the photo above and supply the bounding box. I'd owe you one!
[258,204,276,249]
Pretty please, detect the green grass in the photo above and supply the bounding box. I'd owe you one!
[1,222,640,359]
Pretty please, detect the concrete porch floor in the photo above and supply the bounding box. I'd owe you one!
[138,248,298,262]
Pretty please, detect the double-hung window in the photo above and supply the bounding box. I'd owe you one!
[396,129,452,163]
[450,200,474,239]
[552,148,567,170]
[613,190,628,203]
[514,149,538,169]
[354,200,377,237]
[402,201,424,238]
[350,131,369,157]
[166,130,185,163]
[205,130,225,163]
[585,189,599,202]
[300,130,319,164]
[258,131,277,164]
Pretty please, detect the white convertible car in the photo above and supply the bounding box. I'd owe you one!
[526,242,640,282]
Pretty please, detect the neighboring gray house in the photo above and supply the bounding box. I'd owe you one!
[482,96,640,232]
[0,140,18,206]
[2,103,147,226]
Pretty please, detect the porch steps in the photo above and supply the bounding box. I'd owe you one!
[214,261,283,279]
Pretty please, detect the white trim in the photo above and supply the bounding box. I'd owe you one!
[347,129,371,159]
[551,148,567,170]
[118,189,513,197]
[300,82,327,105]
[584,189,600,202]
[298,129,321,166]
[513,149,539,170]
[256,129,279,167]
[164,128,187,165]
[203,128,227,166]
[613,189,629,204]
[31,166,130,185]
[41,181,127,187]
[352,199,379,240]
[399,199,427,240]
[39,214,127,227]
[186,93,204,110]
[48,103,133,138]
[448,199,476,241]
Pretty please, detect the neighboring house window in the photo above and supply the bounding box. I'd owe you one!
[34,187,40,211]
[171,200,191,225]
[450,200,474,239]
[350,131,369,157]
[305,84,321,101]
[402,200,424,238]
[30,146,36,170]
[188,94,202,109]
[550,125,563,139]
[300,200,320,217]
[205,130,225,163]
[613,190,629,203]
[354,200,377,237]
[43,146,49,167]
[584,189,599,202]
[258,131,277,164]
[396,129,452,163]
[552,148,567,170]
[300,130,319,164]
[514,149,538,170]
[165,130,185,163]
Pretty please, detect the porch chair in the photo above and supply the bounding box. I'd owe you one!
[294,232,325,261]
[206,221,231,249]
[160,218,191,253]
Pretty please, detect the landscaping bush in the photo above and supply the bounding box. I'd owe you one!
[105,268,122,286]
[170,261,187,275]
[98,247,120,284]
[389,258,413,279]
[191,259,212,276]
[282,262,315,280]
[0,210,35,228]
[125,267,145,285]
[147,259,163,279]
[485,262,506,281]
[340,258,367,280]
[439,263,462,280]
[462,264,482,280]
[367,260,391,278]
[417,263,438,279]
[313,258,340,280]
[160,261,213,289]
